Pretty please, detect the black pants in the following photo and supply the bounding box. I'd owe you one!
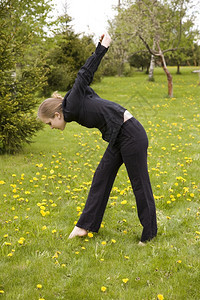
[77,117,157,242]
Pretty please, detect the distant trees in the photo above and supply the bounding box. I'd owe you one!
[107,0,199,97]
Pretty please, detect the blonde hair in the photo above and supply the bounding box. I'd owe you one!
[37,91,64,119]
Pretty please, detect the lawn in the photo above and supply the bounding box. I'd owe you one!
[0,67,199,300]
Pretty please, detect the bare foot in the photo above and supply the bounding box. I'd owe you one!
[68,226,88,239]
[138,241,146,246]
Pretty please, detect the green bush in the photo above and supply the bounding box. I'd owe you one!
[0,0,51,153]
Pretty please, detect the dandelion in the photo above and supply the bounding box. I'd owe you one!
[101,286,107,292]
[122,278,129,283]
[36,284,42,289]
[121,200,127,205]
[101,241,107,246]
[18,237,25,245]
[111,239,116,244]
[52,229,56,234]
[157,294,164,300]
[88,232,93,238]
[177,260,182,264]
[4,242,12,246]
[0,290,5,294]
[40,210,46,217]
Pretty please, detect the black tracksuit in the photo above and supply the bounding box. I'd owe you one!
[62,43,157,242]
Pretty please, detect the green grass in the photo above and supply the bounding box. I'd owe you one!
[0,66,200,300]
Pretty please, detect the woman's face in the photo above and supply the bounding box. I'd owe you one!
[42,112,66,131]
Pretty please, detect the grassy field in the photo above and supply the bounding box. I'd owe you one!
[0,67,199,300]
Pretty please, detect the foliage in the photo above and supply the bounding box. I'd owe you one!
[165,20,200,73]
[129,51,151,72]
[0,68,199,299]
[45,31,97,94]
[0,0,52,153]
[42,12,101,95]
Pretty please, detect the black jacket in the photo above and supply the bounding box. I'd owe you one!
[62,42,126,145]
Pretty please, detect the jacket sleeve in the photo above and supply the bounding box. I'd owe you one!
[72,42,108,95]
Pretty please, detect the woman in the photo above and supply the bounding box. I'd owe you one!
[38,32,157,243]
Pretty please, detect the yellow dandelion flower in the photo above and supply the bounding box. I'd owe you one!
[52,229,56,234]
[88,232,93,238]
[177,260,182,264]
[122,278,129,283]
[101,286,107,292]
[157,294,164,300]
[4,242,12,246]
[36,284,42,289]
[0,290,5,294]
[18,237,25,245]
[121,200,127,205]
[111,239,116,243]
[40,210,46,217]
[101,241,107,246]
[42,226,47,230]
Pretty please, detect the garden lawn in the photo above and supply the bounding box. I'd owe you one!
[0,67,199,300]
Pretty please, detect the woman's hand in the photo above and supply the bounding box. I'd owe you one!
[100,32,112,48]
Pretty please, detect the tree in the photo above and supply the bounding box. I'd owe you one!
[44,9,98,93]
[109,0,198,97]
[166,20,199,73]
[0,0,52,153]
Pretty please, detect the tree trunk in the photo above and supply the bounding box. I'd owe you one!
[176,64,181,74]
[148,54,155,81]
[160,53,173,97]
